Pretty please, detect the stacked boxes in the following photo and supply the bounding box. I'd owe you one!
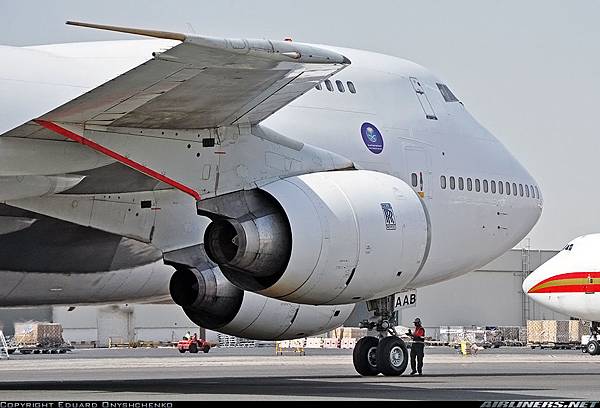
[305,337,323,349]
[13,322,64,346]
[342,327,367,339]
[340,338,357,350]
[217,333,256,348]
[498,326,521,342]
[519,326,528,343]
[323,338,340,349]
[568,320,590,342]
[527,320,572,344]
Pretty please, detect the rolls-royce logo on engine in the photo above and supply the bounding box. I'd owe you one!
[381,203,397,230]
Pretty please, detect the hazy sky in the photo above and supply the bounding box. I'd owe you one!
[1,0,598,250]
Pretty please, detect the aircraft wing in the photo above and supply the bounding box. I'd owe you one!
[3,21,350,138]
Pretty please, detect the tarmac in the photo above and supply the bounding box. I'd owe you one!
[0,347,599,401]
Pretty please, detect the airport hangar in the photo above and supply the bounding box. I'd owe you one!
[0,247,570,346]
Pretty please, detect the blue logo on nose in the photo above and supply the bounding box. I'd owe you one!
[361,123,384,154]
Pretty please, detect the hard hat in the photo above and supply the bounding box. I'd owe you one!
[413,318,422,325]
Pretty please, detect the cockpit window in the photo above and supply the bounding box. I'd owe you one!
[563,244,574,251]
[436,83,460,103]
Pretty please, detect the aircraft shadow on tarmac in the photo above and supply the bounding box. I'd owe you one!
[0,376,561,400]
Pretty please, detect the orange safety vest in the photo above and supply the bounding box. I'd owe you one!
[413,327,425,343]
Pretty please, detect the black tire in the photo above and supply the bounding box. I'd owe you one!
[353,336,380,376]
[203,346,211,354]
[587,340,599,356]
[189,343,199,354]
[376,336,409,377]
[178,348,186,354]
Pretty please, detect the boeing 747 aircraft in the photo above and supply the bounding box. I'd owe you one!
[0,22,543,376]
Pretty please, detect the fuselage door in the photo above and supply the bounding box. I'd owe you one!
[409,77,438,121]
[585,274,596,295]
[405,146,432,200]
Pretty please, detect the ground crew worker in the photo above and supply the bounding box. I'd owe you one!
[183,331,191,340]
[407,318,425,376]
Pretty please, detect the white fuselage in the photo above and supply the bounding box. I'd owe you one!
[0,40,543,300]
[524,235,600,321]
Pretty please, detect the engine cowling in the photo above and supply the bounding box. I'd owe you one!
[169,266,355,341]
[202,170,429,305]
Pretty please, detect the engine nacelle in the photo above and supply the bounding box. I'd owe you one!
[202,170,429,305]
[169,266,354,341]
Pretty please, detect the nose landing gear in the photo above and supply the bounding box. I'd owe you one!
[587,322,600,356]
[353,295,409,376]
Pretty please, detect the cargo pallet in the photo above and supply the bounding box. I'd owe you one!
[529,342,582,350]
[16,346,72,355]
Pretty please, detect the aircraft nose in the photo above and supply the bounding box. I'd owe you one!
[522,271,537,295]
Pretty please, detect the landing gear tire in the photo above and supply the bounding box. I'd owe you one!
[376,336,409,377]
[353,336,380,376]
[587,340,599,356]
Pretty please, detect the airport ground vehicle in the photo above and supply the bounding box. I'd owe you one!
[177,338,212,354]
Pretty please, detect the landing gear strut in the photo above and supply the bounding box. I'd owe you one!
[353,295,409,376]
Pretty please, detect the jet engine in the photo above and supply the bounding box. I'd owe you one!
[169,266,354,340]
[201,170,429,305]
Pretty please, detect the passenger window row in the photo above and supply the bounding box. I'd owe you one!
[440,175,540,199]
[315,80,357,94]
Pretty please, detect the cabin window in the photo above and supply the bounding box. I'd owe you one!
[458,177,464,191]
[535,186,540,199]
[513,183,518,196]
[347,81,357,94]
[450,177,456,190]
[498,181,504,195]
[491,181,497,194]
[315,83,322,91]
[525,185,530,198]
[336,80,345,93]
[325,80,334,92]
[436,83,460,102]
[475,179,481,192]
[483,180,489,193]
[411,173,418,188]
[467,178,473,191]
[441,176,447,189]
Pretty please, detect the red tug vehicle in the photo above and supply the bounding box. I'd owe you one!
[177,334,212,354]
